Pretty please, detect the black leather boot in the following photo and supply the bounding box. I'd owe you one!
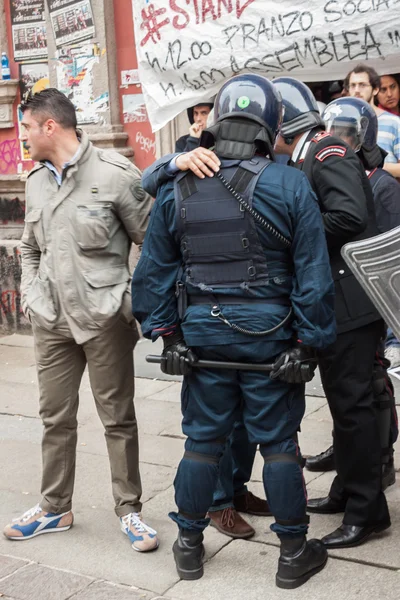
[173,529,205,580]
[276,536,328,589]
[305,445,335,472]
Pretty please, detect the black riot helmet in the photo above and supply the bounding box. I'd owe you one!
[322,97,376,151]
[214,73,283,134]
[322,97,385,168]
[272,77,324,143]
[202,74,283,160]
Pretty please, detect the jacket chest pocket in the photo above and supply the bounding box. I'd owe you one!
[75,203,114,250]
[25,208,45,249]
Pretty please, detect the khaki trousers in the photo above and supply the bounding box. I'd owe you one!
[32,317,141,517]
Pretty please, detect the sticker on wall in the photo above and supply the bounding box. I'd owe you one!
[123,94,148,124]
[11,1,48,61]
[19,62,49,98]
[121,69,140,86]
[47,0,95,48]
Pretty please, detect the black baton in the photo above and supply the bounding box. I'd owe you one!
[146,355,274,372]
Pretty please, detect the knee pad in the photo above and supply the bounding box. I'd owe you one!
[183,437,227,465]
[261,451,305,469]
[259,438,305,468]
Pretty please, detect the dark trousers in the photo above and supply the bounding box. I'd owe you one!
[169,341,308,538]
[209,420,257,511]
[318,320,390,527]
[375,338,398,455]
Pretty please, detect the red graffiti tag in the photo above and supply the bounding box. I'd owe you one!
[1,290,18,313]
[0,139,19,174]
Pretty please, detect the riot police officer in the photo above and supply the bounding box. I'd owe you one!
[306,97,399,489]
[132,74,336,589]
[272,78,391,549]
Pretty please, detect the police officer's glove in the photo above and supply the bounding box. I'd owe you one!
[161,330,197,376]
[270,342,317,384]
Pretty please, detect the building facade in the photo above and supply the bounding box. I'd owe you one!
[0,0,186,334]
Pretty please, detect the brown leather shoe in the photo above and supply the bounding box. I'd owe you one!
[234,491,272,516]
[208,507,255,539]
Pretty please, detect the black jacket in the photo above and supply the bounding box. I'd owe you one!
[294,128,381,334]
[175,135,201,153]
[367,168,400,233]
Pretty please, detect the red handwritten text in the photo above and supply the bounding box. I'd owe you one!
[140,0,256,46]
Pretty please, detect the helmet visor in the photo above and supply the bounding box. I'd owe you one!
[324,114,368,152]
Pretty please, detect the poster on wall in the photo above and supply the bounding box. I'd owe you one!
[56,43,108,124]
[10,0,47,61]
[47,0,95,48]
[10,0,44,23]
[122,94,148,124]
[17,105,31,161]
[19,62,50,98]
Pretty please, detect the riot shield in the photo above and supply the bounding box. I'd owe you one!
[341,225,400,340]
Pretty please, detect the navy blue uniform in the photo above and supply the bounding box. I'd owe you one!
[142,152,184,198]
[175,135,200,153]
[132,159,336,538]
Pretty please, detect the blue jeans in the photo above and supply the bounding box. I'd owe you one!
[386,327,400,349]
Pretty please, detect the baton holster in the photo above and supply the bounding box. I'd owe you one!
[176,280,188,319]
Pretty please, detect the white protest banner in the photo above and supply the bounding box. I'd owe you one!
[132,0,400,131]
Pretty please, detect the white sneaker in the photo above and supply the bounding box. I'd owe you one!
[385,346,400,369]
[120,512,159,552]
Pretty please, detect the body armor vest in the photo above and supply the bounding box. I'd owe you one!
[174,157,273,294]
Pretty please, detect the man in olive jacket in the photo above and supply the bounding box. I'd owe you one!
[3,89,158,553]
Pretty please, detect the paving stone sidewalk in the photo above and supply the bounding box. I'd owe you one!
[1,335,400,600]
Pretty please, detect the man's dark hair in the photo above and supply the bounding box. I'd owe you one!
[344,64,380,91]
[21,88,77,130]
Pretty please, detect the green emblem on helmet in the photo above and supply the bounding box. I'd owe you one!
[237,96,250,109]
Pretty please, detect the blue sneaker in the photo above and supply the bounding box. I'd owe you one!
[3,504,73,540]
[120,512,159,552]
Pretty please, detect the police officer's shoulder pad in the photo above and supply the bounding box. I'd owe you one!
[27,163,46,179]
[315,145,347,162]
[99,150,131,170]
[311,131,331,144]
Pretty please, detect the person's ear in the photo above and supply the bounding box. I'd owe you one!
[43,119,57,137]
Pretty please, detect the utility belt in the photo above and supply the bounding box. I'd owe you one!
[176,281,293,337]
[188,294,291,306]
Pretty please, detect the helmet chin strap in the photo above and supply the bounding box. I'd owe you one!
[200,117,276,161]
[358,145,387,170]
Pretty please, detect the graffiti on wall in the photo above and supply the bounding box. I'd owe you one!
[0,140,20,175]
[0,245,29,333]
[0,197,26,224]
[135,131,156,156]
